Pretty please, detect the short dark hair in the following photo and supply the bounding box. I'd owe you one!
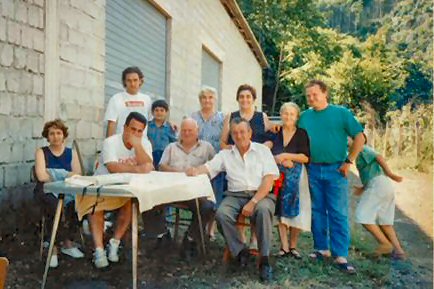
[152,99,169,112]
[305,79,328,93]
[42,119,69,139]
[122,66,144,87]
[236,84,257,101]
[229,117,251,132]
[124,112,147,127]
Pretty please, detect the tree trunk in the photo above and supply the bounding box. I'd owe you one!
[271,47,284,115]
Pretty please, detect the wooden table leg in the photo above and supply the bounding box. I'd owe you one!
[131,200,138,289]
[195,198,206,256]
[41,195,64,289]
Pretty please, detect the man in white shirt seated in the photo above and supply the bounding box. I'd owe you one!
[186,117,279,282]
[155,118,215,259]
[76,112,153,269]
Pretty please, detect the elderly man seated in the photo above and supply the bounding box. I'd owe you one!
[187,117,279,282]
[149,117,216,259]
[76,112,153,268]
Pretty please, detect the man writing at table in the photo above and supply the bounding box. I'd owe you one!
[76,112,153,269]
[186,117,279,282]
[155,117,215,259]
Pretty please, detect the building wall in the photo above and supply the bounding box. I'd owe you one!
[155,0,263,121]
[0,0,263,201]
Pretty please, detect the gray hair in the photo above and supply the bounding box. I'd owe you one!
[181,116,199,129]
[229,117,251,132]
[198,86,217,99]
[280,102,301,117]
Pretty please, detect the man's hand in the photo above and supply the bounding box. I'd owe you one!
[338,163,351,177]
[282,159,294,168]
[129,135,142,149]
[270,124,281,133]
[185,167,198,176]
[134,163,153,174]
[241,201,256,217]
[388,173,403,183]
[353,186,364,196]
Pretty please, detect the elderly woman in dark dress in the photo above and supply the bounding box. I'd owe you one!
[268,102,311,259]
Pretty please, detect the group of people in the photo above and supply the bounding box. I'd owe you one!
[34,66,406,282]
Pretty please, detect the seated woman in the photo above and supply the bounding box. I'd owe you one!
[34,119,84,268]
[267,102,311,259]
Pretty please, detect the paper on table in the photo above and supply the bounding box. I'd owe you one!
[65,173,133,186]
[128,171,215,212]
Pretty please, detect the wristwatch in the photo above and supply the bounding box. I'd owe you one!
[344,157,353,164]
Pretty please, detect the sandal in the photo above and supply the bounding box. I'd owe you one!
[288,248,302,260]
[277,248,290,257]
[335,262,356,274]
[391,250,407,261]
[308,251,328,261]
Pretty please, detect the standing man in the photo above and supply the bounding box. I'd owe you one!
[187,118,279,282]
[298,80,365,274]
[105,66,152,138]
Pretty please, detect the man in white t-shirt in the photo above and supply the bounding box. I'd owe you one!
[104,66,152,137]
[186,117,279,282]
[77,111,153,269]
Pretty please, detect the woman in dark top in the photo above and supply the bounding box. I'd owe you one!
[268,102,311,259]
[34,119,84,267]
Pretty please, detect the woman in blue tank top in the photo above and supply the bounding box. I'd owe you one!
[34,119,84,267]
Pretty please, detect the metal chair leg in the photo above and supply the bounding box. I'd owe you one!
[39,215,45,261]
[174,208,180,241]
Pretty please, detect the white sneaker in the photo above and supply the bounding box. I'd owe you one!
[61,247,84,259]
[107,238,120,263]
[49,254,58,268]
[93,248,108,269]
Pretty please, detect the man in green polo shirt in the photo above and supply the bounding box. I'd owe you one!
[298,80,365,274]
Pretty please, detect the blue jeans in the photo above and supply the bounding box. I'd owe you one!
[307,163,350,257]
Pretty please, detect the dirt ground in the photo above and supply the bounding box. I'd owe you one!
[0,169,432,289]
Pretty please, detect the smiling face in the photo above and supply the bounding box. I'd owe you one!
[180,119,199,146]
[280,105,299,128]
[306,84,328,110]
[237,89,255,110]
[230,121,252,150]
[124,72,143,95]
[199,91,216,111]
[47,127,65,146]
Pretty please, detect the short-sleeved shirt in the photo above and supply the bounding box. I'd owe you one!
[356,145,384,187]
[95,133,153,175]
[104,91,152,135]
[270,128,310,159]
[205,142,280,192]
[191,111,224,152]
[159,140,215,171]
[147,120,177,152]
[298,104,363,163]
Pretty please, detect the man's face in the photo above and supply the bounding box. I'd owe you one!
[199,92,216,111]
[124,118,145,144]
[306,85,327,109]
[180,120,198,144]
[230,122,252,148]
[124,73,143,95]
[152,107,168,122]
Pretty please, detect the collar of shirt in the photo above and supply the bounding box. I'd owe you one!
[175,140,202,153]
[148,120,170,129]
[230,141,257,159]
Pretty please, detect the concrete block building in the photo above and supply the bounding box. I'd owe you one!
[0,0,267,201]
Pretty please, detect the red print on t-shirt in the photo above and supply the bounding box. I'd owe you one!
[125,101,145,107]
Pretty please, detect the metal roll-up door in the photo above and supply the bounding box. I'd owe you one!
[105,0,167,102]
[201,48,222,108]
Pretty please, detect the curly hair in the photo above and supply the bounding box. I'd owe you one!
[41,119,69,139]
[236,84,257,101]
